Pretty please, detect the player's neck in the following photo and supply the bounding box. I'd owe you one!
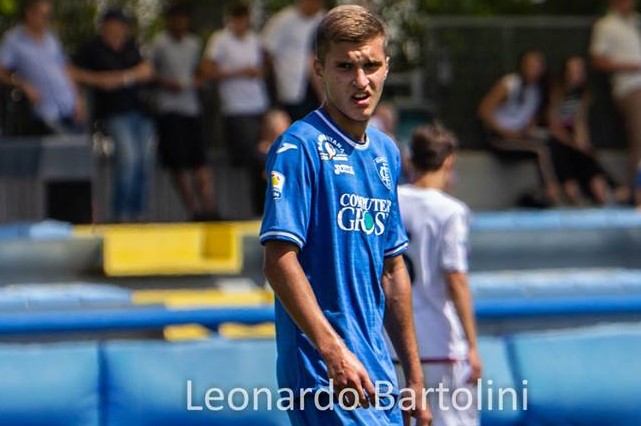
[321,104,368,142]
[412,170,448,191]
[24,24,46,40]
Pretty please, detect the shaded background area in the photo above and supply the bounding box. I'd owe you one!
[0,0,633,220]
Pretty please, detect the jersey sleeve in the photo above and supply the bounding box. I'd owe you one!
[72,40,94,70]
[383,148,409,258]
[0,33,16,70]
[441,209,470,273]
[590,19,612,57]
[261,13,282,55]
[259,136,313,249]
[204,32,223,63]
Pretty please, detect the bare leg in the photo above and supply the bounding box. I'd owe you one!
[589,176,609,205]
[171,171,198,216]
[490,137,561,205]
[618,90,641,206]
[194,165,216,214]
[563,180,582,205]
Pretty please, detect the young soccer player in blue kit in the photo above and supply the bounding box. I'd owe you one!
[260,5,432,425]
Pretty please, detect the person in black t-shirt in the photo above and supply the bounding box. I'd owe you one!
[71,7,155,222]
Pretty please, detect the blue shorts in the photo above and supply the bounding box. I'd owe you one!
[286,394,403,426]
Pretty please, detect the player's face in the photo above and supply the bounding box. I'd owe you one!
[315,36,389,133]
[101,20,129,50]
[229,15,250,36]
[565,57,586,88]
[168,15,190,37]
[612,0,636,14]
[26,1,52,32]
[521,52,545,84]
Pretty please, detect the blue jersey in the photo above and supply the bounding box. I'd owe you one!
[260,108,408,393]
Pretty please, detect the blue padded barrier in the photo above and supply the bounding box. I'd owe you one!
[469,209,641,271]
[0,283,132,310]
[0,342,100,426]
[471,269,641,320]
[508,323,641,426]
[471,208,641,231]
[470,269,641,299]
[101,338,288,426]
[475,294,641,319]
[0,306,275,336]
[27,220,73,239]
[0,223,24,240]
[477,336,523,426]
[0,221,73,241]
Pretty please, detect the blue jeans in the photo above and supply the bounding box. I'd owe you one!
[104,111,155,221]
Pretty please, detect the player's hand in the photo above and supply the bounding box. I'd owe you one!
[21,82,41,105]
[623,62,641,73]
[96,73,123,91]
[468,347,483,383]
[162,79,184,92]
[400,383,432,426]
[498,128,524,140]
[321,342,376,408]
[242,66,261,79]
[74,96,87,124]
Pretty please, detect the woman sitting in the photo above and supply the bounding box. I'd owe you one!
[478,49,560,205]
[548,56,627,205]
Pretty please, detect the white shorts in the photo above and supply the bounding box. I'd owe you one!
[396,361,479,426]
[425,361,479,426]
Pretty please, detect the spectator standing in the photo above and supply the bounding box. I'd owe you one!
[262,0,325,121]
[478,50,560,206]
[72,7,155,222]
[0,0,84,135]
[151,3,218,221]
[397,125,482,426]
[548,56,627,205]
[202,2,269,217]
[591,0,641,207]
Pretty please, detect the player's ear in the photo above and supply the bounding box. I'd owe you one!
[385,57,390,79]
[313,57,324,81]
[444,154,456,170]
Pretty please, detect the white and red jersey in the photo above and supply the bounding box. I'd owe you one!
[399,186,471,361]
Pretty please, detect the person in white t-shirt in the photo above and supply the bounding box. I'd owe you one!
[262,0,324,121]
[202,1,269,216]
[151,3,217,221]
[399,125,482,426]
[591,0,641,208]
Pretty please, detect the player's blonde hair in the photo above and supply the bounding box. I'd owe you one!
[314,5,388,63]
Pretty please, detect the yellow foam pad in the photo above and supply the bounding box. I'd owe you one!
[74,221,261,276]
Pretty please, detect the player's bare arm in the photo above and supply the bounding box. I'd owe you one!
[446,270,482,382]
[382,255,433,425]
[263,240,377,407]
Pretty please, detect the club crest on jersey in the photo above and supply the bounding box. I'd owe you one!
[317,134,347,161]
[270,171,285,199]
[374,157,392,190]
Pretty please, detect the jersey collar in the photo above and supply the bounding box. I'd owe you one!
[314,108,370,150]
